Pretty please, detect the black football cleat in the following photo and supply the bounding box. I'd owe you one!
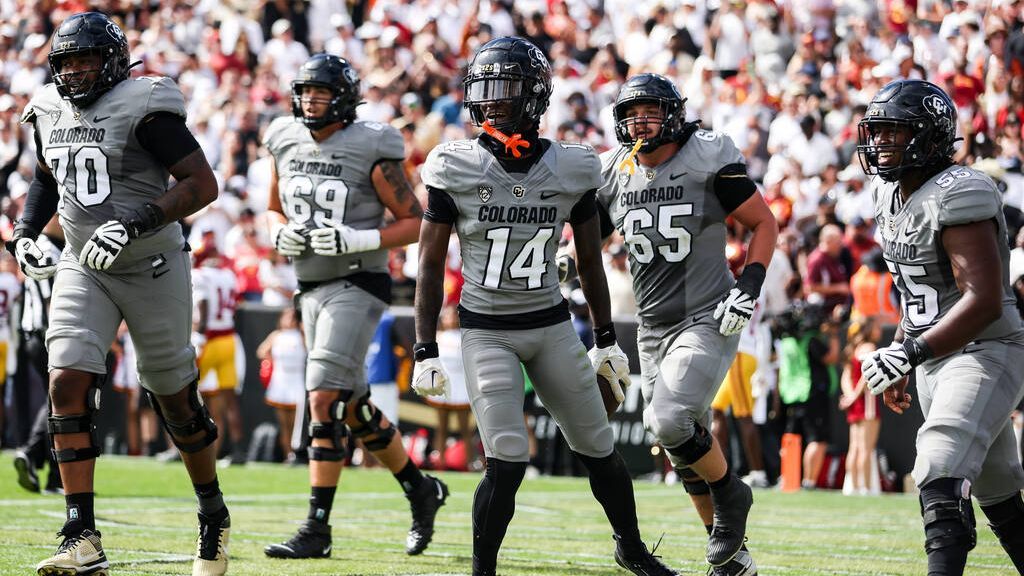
[264,519,332,559]
[406,474,449,555]
[613,534,679,576]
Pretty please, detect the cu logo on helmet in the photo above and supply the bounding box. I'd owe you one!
[922,95,949,119]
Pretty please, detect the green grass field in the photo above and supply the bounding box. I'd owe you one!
[0,452,1014,575]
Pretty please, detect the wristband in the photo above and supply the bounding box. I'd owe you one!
[413,342,439,361]
[735,262,767,298]
[594,323,617,349]
[901,336,933,367]
[121,202,165,239]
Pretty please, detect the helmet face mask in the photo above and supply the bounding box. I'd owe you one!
[613,74,686,153]
[48,12,130,107]
[291,54,361,130]
[857,79,957,183]
[463,37,552,133]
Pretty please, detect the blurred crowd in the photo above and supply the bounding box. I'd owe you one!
[2,0,1024,486]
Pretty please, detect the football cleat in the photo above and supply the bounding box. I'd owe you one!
[37,524,109,575]
[192,511,230,576]
[406,474,449,555]
[707,479,754,566]
[264,519,332,559]
[14,449,40,492]
[613,534,679,576]
[708,546,758,576]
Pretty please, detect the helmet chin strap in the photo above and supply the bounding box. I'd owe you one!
[481,121,531,158]
[617,138,645,175]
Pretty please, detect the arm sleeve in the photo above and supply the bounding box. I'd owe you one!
[135,113,201,170]
[598,203,615,239]
[22,163,60,234]
[424,186,458,225]
[568,190,598,225]
[713,163,758,213]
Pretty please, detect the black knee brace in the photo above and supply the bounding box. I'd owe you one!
[148,381,218,454]
[981,492,1024,572]
[47,378,103,463]
[920,478,976,555]
[665,421,713,465]
[308,391,351,462]
[677,466,710,495]
[349,392,396,452]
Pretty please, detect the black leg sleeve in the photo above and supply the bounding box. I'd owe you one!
[575,450,642,546]
[472,458,527,574]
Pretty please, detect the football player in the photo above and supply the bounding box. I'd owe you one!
[858,79,1024,575]
[191,240,246,465]
[261,53,447,560]
[597,73,779,575]
[414,37,678,576]
[13,12,228,575]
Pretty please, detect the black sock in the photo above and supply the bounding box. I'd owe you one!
[981,493,1024,572]
[65,492,95,531]
[473,459,527,573]
[709,466,735,492]
[309,486,337,524]
[920,479,971,576]
[194,478,226,517]
[574,451,642,546]
[394,459,425,494]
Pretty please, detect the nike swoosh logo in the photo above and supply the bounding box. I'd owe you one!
[93,115,111,123]
[668,172,688,181]
[323,545,332,555]
[540,191,559,200]
[435,482,445,500]
[331,153,344,159]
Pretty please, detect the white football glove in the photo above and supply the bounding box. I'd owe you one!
[588,343,631,403]
[271,221,307,257]
[713,286,757,336]
[79,220,130,271]
[308,220,381,256]
[412,358,450,397]
[11,237,58,281]
[862,341,914,396]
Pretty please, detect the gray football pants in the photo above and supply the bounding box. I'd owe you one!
[461,321,614,462]
[47,249,197,395]
[913,337,1024,505]
[638,314,740,468]
[298,278,386,394]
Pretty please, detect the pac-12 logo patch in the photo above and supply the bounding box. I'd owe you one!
[478,185,492,203]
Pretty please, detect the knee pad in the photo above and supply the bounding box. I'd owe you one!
[676,466,710,495]
[349,392,395,452]
[920,478,977,554]
[665,421,713,466]
[148,381,218,454]
[308,391,351,462]
[47,378,102,463]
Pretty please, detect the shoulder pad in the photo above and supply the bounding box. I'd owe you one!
[143,76,187,119]
[20,105,36,125]
[421,140,477,191]
[550,141,602,192]
[934,166,1001,226]
[686,130,744,171]
[263,116,298,153]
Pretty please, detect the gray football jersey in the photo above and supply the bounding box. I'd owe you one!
[598,130,741,322]
[873,165,1023,340]
[25,77,187,271]
[263,117,403,282]
[421,139,602,315]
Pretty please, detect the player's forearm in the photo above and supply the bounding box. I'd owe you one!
[573,217,614,328]
[743,216,779,272]
[414,222,451,343]
[918,291,1001,359]
[154,150,218,223]
[378,216,422,249]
